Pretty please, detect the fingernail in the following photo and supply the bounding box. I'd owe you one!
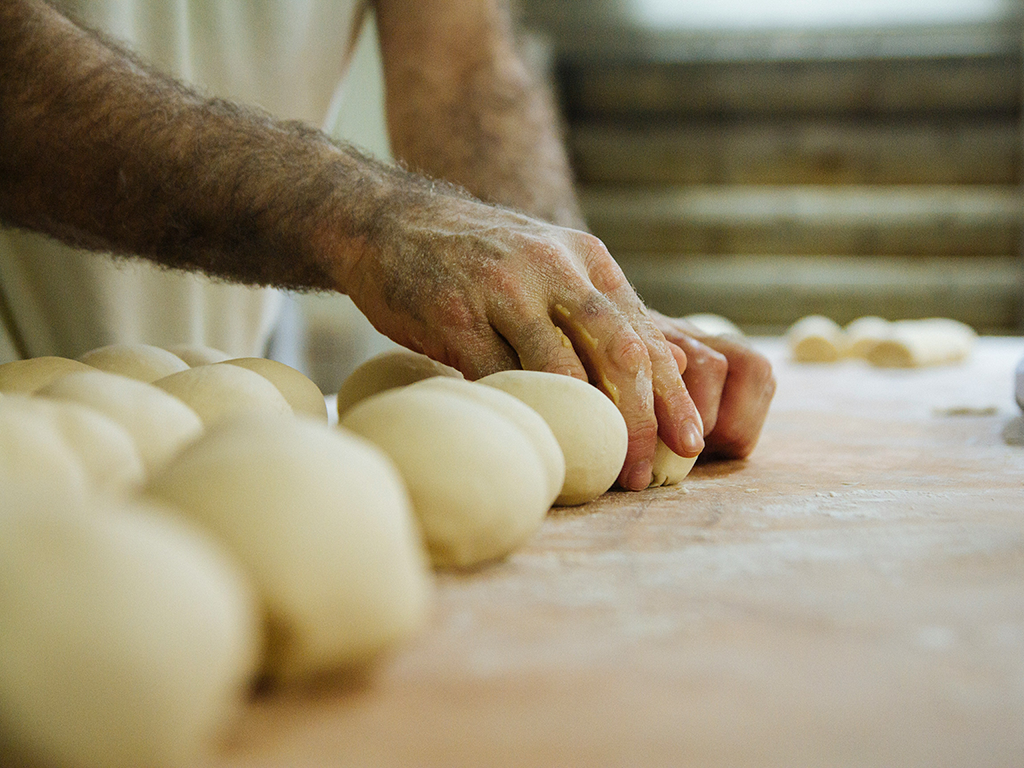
[682,420,705,456]
[626,460,652,491]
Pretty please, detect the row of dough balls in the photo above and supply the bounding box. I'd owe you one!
[0,344,428,768]
[786,315,977,367]
[1,342,701,768]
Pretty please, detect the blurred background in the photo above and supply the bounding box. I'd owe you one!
[300,0,1024,389]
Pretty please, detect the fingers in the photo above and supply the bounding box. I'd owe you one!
[668,337,728,437]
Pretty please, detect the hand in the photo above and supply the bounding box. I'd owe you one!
[341,189,706,490]
[647,310,776,459]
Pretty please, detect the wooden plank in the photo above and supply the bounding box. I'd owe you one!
[569,119,1021,186]
[212,339,1024,768]
[582,185,1023,257]
[613,253,1024,332]
[560,55,1021,120]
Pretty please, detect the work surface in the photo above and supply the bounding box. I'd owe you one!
[218,338,1024,768]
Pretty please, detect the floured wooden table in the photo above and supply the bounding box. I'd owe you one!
[215,338,1024,768]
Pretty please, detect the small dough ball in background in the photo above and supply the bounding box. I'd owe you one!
[146,414,431,684]
[0,356,94,394]
[683,313,743,337]
[0,395,145,496]
[78,344,189,383]
[843,316,891,359]
[153,364,292,427]
[336,348,462,419]
[222,358,327,422]
[0,403,91,503]
[164,344,231,367]
[341,387,551,569]
[649,438,698,488]
[38,370,204,475]
[478,370,629,506]
[866,318,977,368]
[0,489,259,768]
[410,376,565,506]
[786,315,846,363]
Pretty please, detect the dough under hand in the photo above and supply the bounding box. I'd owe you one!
[38,369,204,475]
[683,313,743,337]
[222,358,327,422]
[78,344,190,383]
[340,386,551,569]
[0,356,95,394]
[786,315,845,363]
[0,488,259,768]
[478,370,629,506]
[650,438,699,488]
[336,349,462,419]
[146,413,432,684]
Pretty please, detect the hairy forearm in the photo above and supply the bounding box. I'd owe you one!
[0,0,439,293]
[375,0,585,230]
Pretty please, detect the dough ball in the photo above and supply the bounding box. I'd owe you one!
[146,413,431,683]
[78,344,190,383]
[341,387,551,568]
[866,318,977,368]
[0,356,94,394]
[0,395,145,496]
[478,370,629,506]
[683,313,743,337]
[649,438,698,488]
[843,316,891,358]
[410,376,565,506]
[0,402,90,503]
[164,344,232,367]
[786,315,845,363]
[0,489,259,768]
[336,348,462,419]
[38,370,204,475]
[222,358,327,422]
[153,364,292,427]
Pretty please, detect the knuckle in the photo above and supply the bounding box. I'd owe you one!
[607,328,650,375]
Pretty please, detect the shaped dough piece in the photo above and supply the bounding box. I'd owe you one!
[866,318,977,368]
[0,356,94,394]
[0,490,259,768]
[78,344,190,383]
[649,439,699,488]
[164,344,232,367]
[0,395,145,496]
[478,370,629,506]
[222,358,327,422]
[146,414,431,683]
[38,370,204,474]
[786,315,845,363]
[843,316,891,359]
[341,387,551,568]
[410,376,566,505]
[153,364,292,427]
[336,348,462,419]
[0,404,90,503]
[683,313,743,337]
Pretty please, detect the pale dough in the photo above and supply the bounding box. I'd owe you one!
[0,395,145,496]
[683,313,743,337]
[78,344,190,383]
[843,316,891,359]
[866,318,977,368]
[222,358,327,422]
[478,370,629,506]
[153,363,292,427]
[410,376,566,506]
[340,386,551,568]
[786,315,845,363]
[164,344,232,367]
[38,369,204,474]
[146,413,432,683]
[0,489,259,768]
[336,348,462,419]
[0,403,91,503]
[0,356,94,394]
[650,438,699,488]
